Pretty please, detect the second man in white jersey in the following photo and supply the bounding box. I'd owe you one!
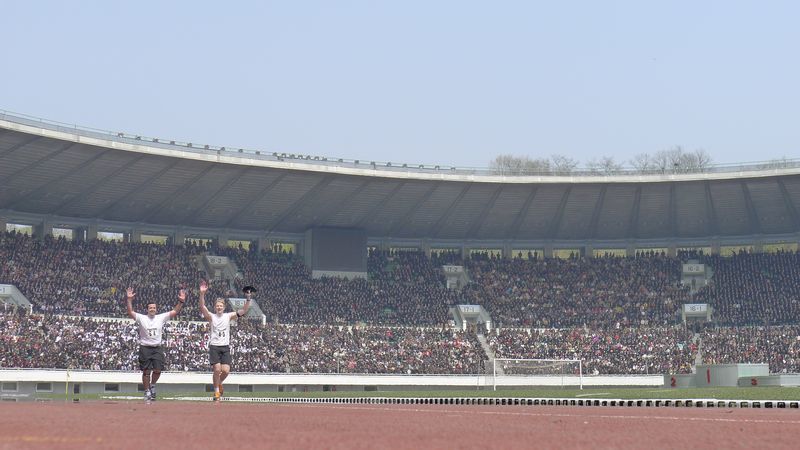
[198,280,252,401]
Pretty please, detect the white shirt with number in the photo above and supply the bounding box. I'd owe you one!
[135,312,171,346]
[208,313,231,346]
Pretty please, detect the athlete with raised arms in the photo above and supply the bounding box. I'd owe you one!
[126,286,186,402]
[198,280,253,401]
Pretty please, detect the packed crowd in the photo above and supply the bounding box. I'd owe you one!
[486,325,697,375]
[4,230,800,329]
[692,251,800,326]
[0,309,483,374]
[2,229,800,360]
[216,247,458,325]
[0,232,227,318]
[7,307,800,375]
[216,247,695,328]
[459,255,691,328]
[699,325,800,373]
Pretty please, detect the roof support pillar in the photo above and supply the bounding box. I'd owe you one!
[217,231,230,248]
[73,223,98,242]
[173,228,186,247]
[34,217,54,241]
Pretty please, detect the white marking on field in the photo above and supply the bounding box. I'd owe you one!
[99,396,146,401]
[0,393,30,398]
[575,392,610,397]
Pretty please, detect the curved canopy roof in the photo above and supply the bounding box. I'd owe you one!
[1,114,799,241]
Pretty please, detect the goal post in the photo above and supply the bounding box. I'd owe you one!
[489,358,583,391]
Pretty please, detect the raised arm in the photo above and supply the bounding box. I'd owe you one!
[232,291,253,321]
[125,287,137,320]
[169,288,187,319]
[198,280,212,321]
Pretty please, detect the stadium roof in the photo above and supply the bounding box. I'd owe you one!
[1,112,800,242]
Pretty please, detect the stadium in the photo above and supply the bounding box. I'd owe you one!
[2,109,800,446]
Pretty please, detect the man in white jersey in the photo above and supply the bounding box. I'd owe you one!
[198,280,252,401]
[126,286,186,402]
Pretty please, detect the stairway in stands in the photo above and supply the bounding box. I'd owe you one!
[476,333,504,375]
[693,332,703,370]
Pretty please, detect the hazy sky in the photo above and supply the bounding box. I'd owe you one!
[2,1,798,168]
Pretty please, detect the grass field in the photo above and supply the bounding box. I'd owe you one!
[32,386,800,402]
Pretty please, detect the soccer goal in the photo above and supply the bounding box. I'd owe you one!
[488,358,583,391]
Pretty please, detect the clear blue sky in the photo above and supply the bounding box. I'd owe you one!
[2,1,798,168]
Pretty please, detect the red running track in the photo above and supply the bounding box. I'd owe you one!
[1,401,799,449]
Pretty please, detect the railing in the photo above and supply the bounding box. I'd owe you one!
[2,109,799,177]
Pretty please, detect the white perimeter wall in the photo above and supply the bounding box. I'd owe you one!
[0,369,662,387]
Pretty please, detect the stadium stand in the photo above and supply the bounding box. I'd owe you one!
[458,254,691,328]
[486,326,697,375]
[0,231,226,318]
[0,309,483,374]
[691,251,800,326]
[3,229,800,375]
[699,325,800,373]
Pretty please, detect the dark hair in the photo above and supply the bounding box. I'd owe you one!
[146,301,157,308]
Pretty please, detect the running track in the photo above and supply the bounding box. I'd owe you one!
[1,401,799,449]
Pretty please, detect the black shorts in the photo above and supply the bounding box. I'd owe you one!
[209,345,232,367]
[138,345,165,371]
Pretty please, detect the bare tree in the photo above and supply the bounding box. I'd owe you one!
[493,147,714,176]
[669,147,713,173]
[665,146,686,171]
[692,149,713,170]
[550,154,578,174]
[630,146,713,174]
[586,156,624,175]
[650,150,671,174]
[489,154,551,175]
[630,153,655,173]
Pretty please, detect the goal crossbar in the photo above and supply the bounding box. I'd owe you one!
[490,358,583,391]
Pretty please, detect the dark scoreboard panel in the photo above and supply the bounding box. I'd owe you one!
[308,227,367,272]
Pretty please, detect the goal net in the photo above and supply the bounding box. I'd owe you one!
[488,358,583,391]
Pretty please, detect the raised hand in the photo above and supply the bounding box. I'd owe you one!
[200,280,208,293]
[178,289,187,302]
[126,287,136,300]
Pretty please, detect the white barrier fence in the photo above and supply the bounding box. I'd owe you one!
[0,369,662,388]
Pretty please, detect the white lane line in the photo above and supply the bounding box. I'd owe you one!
[280,404,800,425]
